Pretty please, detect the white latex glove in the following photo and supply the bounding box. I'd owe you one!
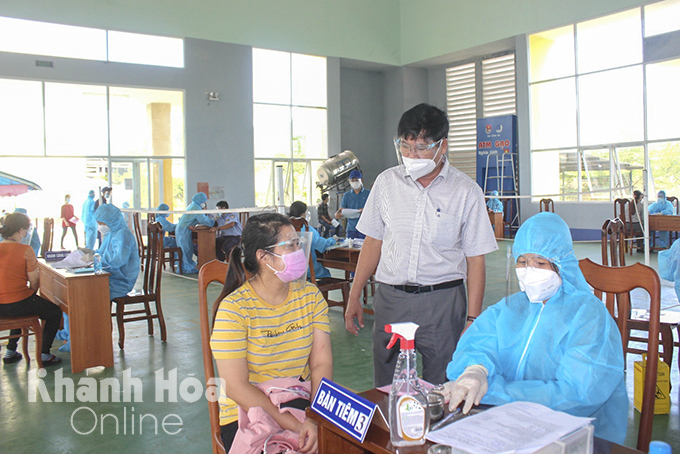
[441,364,488,414]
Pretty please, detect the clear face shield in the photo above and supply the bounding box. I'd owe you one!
[264,229,313,283]
[393,137,445,179]
[506,245,563,304]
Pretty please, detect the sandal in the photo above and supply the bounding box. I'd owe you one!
[42,354,62,367]
[2,351,23,364]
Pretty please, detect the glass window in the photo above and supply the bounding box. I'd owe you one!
[253,49,291,105]
[0,79,44,156]
[578,66,643,146]
[107,31,184,68]
[615,146,645,197]
[109,87,184,157]
[44,83,108,156]
[576,9,642,74]
[253,104,291,159]
[580,149,610,201]
[646,59,680,141]
[0,16,106,60]
[292,54,327,107]
[532,149,578,202]
[292,107,328,159]
[530,79,577,149]
[645,0,680,37]
[529,25,575,82]
[649,141,680,197]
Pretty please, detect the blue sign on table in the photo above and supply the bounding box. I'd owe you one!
[311,378,377,443]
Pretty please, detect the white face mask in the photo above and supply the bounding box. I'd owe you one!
[98,224,111,236]
[402,153,442,180]
[201,202,207,209]
[515,267,562,303]
[350,180,362,190]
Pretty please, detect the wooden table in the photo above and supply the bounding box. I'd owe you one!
[38,261,114,373]
[319,247,362,273]
[488,211,504,239]
[308,388,642,454]
[196,226,217,270]
[647,214,680,251]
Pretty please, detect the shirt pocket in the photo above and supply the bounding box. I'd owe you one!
[430,211,457,250]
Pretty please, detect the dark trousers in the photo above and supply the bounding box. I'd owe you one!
[0,293,63,354]
[372,283,466,387]
[318,220,335,238]
[216,236,241,262]
[61,225,78,248]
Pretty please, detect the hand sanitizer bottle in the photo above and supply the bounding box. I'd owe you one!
[93,253,102,274]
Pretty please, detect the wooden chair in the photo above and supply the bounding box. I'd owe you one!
[111,222,167,349]
[198,260,229,454]
[0,316,43,369]
[600,221,679,373]
[613,199,631,253]
[132,212,147,271]
[40,217,54,257]
[578,258,660,452]
[601,218,626,267]
[539,198,554,213]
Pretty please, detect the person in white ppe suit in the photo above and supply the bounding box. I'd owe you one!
[443,212,628,444]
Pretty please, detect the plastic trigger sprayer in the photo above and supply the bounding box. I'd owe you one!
[385,322,430,446]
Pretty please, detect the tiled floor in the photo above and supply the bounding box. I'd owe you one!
[0,242,677,452]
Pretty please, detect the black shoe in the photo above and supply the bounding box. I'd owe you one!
[3,351,23,364]
[42,354,62,367]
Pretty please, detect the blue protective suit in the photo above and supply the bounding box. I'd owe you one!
[340,187,370,237]
[14,208,41,256]
[659,239,680,304]
[95,204,140,299]
[176,193,214,274]
[302,224,336,279]
[82,190,97,250]
[447,212,628,444]
[486,190,503,213]
[649,190,675,248]
[156,203,177,248]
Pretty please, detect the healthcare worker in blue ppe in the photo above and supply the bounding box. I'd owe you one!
[335,169,370,239]
[486,190,503,213]
[95,204,140,298]
[443,212,627,444]
[14,208,41,256]
[648,190,675,248]
[156,203,177,248]
[659,239,680,304]
[176,192,214,274]
[82,190,97,250]
[289,201,337,279]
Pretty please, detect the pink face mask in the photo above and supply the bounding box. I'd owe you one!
[266,248,308,282]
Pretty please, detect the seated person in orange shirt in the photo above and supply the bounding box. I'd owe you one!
[0,213,63,366]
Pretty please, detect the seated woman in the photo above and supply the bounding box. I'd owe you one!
[486,190,503,213]
[0,213,62,366]
[94,204,140,299]
[289,201,337,279]
[210,213,332,453]
[156,203,178,248]
[443,212,628,444]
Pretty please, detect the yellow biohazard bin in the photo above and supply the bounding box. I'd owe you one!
[634,354,670,415]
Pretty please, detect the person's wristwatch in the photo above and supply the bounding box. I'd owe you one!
[466,315,477,322]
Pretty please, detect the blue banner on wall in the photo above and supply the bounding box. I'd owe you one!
[311,378,377,443]
[476,115,517,195]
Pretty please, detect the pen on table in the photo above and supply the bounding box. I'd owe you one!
[430,407,461,431]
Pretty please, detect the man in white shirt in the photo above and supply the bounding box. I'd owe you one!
[344,103,498,386]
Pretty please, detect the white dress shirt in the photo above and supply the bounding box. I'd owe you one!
[356,160,498,285]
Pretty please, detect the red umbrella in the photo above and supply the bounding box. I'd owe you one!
[0,171,42,197]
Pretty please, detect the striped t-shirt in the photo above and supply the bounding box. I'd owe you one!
[210,279,330,426]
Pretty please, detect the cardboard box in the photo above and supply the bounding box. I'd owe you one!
[634,354,670,415]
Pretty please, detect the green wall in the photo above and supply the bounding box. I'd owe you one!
[0,0,655,65]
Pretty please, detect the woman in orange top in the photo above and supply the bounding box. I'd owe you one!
[0,213,62,366]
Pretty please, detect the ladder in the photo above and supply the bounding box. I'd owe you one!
[483,151,520,232]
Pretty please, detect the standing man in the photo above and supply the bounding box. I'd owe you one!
[335,169,369,239]
[317,193,336,238]
[344,103,498,387]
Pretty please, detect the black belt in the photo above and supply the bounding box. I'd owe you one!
[388,279,463,294]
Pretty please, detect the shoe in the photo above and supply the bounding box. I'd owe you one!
[3,351,23,364]
[41,354,62,367]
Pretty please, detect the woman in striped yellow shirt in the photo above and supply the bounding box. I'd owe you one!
[210,213,333,453]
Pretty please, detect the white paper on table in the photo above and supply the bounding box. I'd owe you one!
[426,401,593,454]
[51,250,94,269]
[331,219,340,228]
[341,208,361,219]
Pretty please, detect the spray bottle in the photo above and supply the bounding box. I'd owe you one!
[385,322,429,446]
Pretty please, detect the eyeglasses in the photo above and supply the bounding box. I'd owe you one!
[515,254,556,271]
[394,138,444,158]
[265,236,307,252]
